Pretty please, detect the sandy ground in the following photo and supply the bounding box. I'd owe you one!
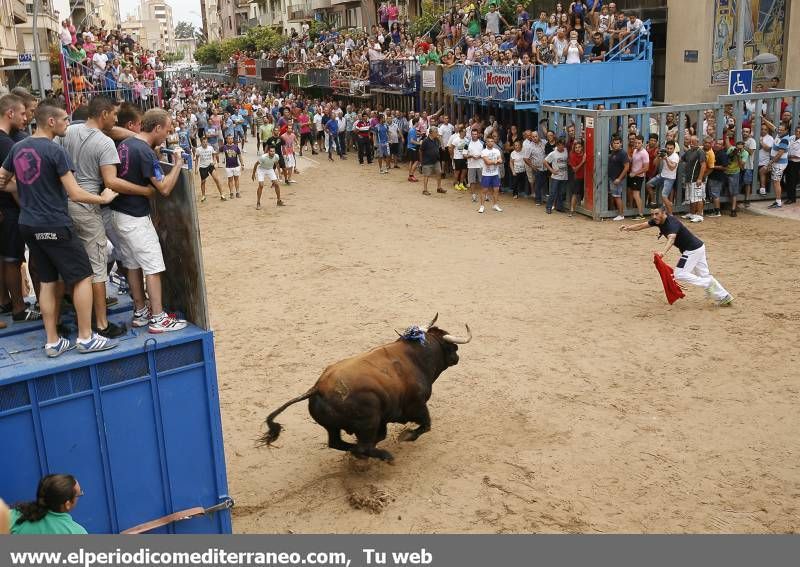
[196,136,799,534]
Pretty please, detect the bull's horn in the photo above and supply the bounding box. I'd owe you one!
[443,324,472,344]
[421,312,439,331]
[394,329,403,337]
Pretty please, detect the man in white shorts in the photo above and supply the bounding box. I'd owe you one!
[680,136,707,223]
[195,136,225,201]
[221,134,244,198]
[251,145,284,210]
[112,108,188,333]
[466,128,484,203]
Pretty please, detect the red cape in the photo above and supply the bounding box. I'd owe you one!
[654,254,685,304]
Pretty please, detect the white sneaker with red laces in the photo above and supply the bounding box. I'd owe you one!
[148,312,188,334]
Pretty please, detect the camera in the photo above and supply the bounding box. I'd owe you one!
[658,149,668,157]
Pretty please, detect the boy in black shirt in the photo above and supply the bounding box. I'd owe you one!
[619,207,733,306]
[0,101,120,356]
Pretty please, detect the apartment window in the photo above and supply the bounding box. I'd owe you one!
[228,16,232,30]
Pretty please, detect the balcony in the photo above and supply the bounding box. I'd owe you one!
[13,0,28,24]
[310,0,330,9]
[287,3,312,20]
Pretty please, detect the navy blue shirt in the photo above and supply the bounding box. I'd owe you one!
[1,136,73,227]
[112,137,159,217]
[608,148,629,180]
[649,215,703,253]
[0,129,18,209]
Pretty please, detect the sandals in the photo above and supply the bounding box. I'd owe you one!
[422,190,431,196]
[436,188,447,194]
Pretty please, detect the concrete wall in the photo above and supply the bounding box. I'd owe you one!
[665,0,799,103]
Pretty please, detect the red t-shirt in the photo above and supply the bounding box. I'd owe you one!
[646,145,659,178]
[569,150,585,180]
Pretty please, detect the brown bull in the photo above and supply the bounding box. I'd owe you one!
[258,314,471,462]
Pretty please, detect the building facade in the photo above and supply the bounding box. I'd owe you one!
[120,14,162,53]
[219,0,249,39]
[175,36,197,64]
[0,0,27,90]
[664,0,798,103]
[140,0,176,53]
[201,0,222,42]
[98,0,122,29]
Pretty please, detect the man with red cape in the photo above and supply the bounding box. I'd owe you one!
[619,206,734,306]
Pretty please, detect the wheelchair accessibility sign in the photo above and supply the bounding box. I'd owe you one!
[728,69,753,96]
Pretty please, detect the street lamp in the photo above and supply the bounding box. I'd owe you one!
[746,53,779,66]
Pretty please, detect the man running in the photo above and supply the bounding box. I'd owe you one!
[251,145,284,210]
[619,206,733,306]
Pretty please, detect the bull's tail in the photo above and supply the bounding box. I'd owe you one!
[257,387,317,447]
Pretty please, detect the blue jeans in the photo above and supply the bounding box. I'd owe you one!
[547,179,569,211]
[535,170,548,203]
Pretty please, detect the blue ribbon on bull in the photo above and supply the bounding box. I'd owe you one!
[399,325,426,345]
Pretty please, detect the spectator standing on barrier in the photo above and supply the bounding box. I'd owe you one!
[0,94,40,324]
[681,136,707,224]
[544,137,569,214]
[59,96,151,340]
[466,127,484,203]
[619,207,733,306]
[479,135,503,213]
[251,145,284,211]
[221,134,244,199]
[646,140,679,215]
[767,123,790,209]
[0,102,119,356]
[111,108,187,334]
[608,136,630,221]
[196,136,226,202]
[9,474,87,534]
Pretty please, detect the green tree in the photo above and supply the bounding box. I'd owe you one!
[194,42,221,64]
[409,0,440,39]
[244,26,287,52]
[175,21,196,40]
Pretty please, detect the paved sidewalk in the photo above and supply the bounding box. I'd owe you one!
[744,199,800,220]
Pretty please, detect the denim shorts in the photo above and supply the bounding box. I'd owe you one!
[609,179,625,198]
[741,169,754,185]
[647,175,676,198]
[707,179,724,199]
[727,173,741,195]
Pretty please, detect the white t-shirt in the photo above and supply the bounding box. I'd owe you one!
[481,147,502,176]
[510,150,526,174]
[743,137,757,170]
[758,135,774,166]
[92,52,108,74]
[467,140,484,169]
[544,148,569,181]
[196,146,215,168]
[438,123,454,144]
[313,113,323,132]
[660,151,680,180]
[449,134,466,160]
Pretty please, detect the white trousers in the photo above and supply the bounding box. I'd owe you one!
[674,245,728,300]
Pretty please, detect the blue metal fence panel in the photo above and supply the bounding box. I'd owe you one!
[538,60,652,105]
[0,322,231,534]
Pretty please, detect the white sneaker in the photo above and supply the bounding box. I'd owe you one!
[759,187,767,195]
[493,204,503,212]
[472,194,477,203]
[478,205,485,213]
[691,215,704,223]
[612,215,625,221]
[682,213,694,219]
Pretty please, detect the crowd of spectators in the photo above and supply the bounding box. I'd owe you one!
[58,18,166,110]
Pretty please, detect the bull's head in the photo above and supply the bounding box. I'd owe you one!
[423,313,472,369]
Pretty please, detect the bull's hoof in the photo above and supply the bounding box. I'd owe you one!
[398,429,418,442]
[376,450,395,463]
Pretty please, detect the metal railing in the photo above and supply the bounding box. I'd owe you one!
[60,53,163,114]
[604,19,652,62]
[539,88,800,220]
[369,59,419,92]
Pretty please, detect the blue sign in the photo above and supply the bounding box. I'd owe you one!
[17,53,32,63]
[728,69,753,96]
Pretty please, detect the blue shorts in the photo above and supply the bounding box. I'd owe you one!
[610,179,625,198]
[481,175,500,188]
[707,179,724,200]
[376,144,390,158]
[647,175,676,198]
[741,169,754,185]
